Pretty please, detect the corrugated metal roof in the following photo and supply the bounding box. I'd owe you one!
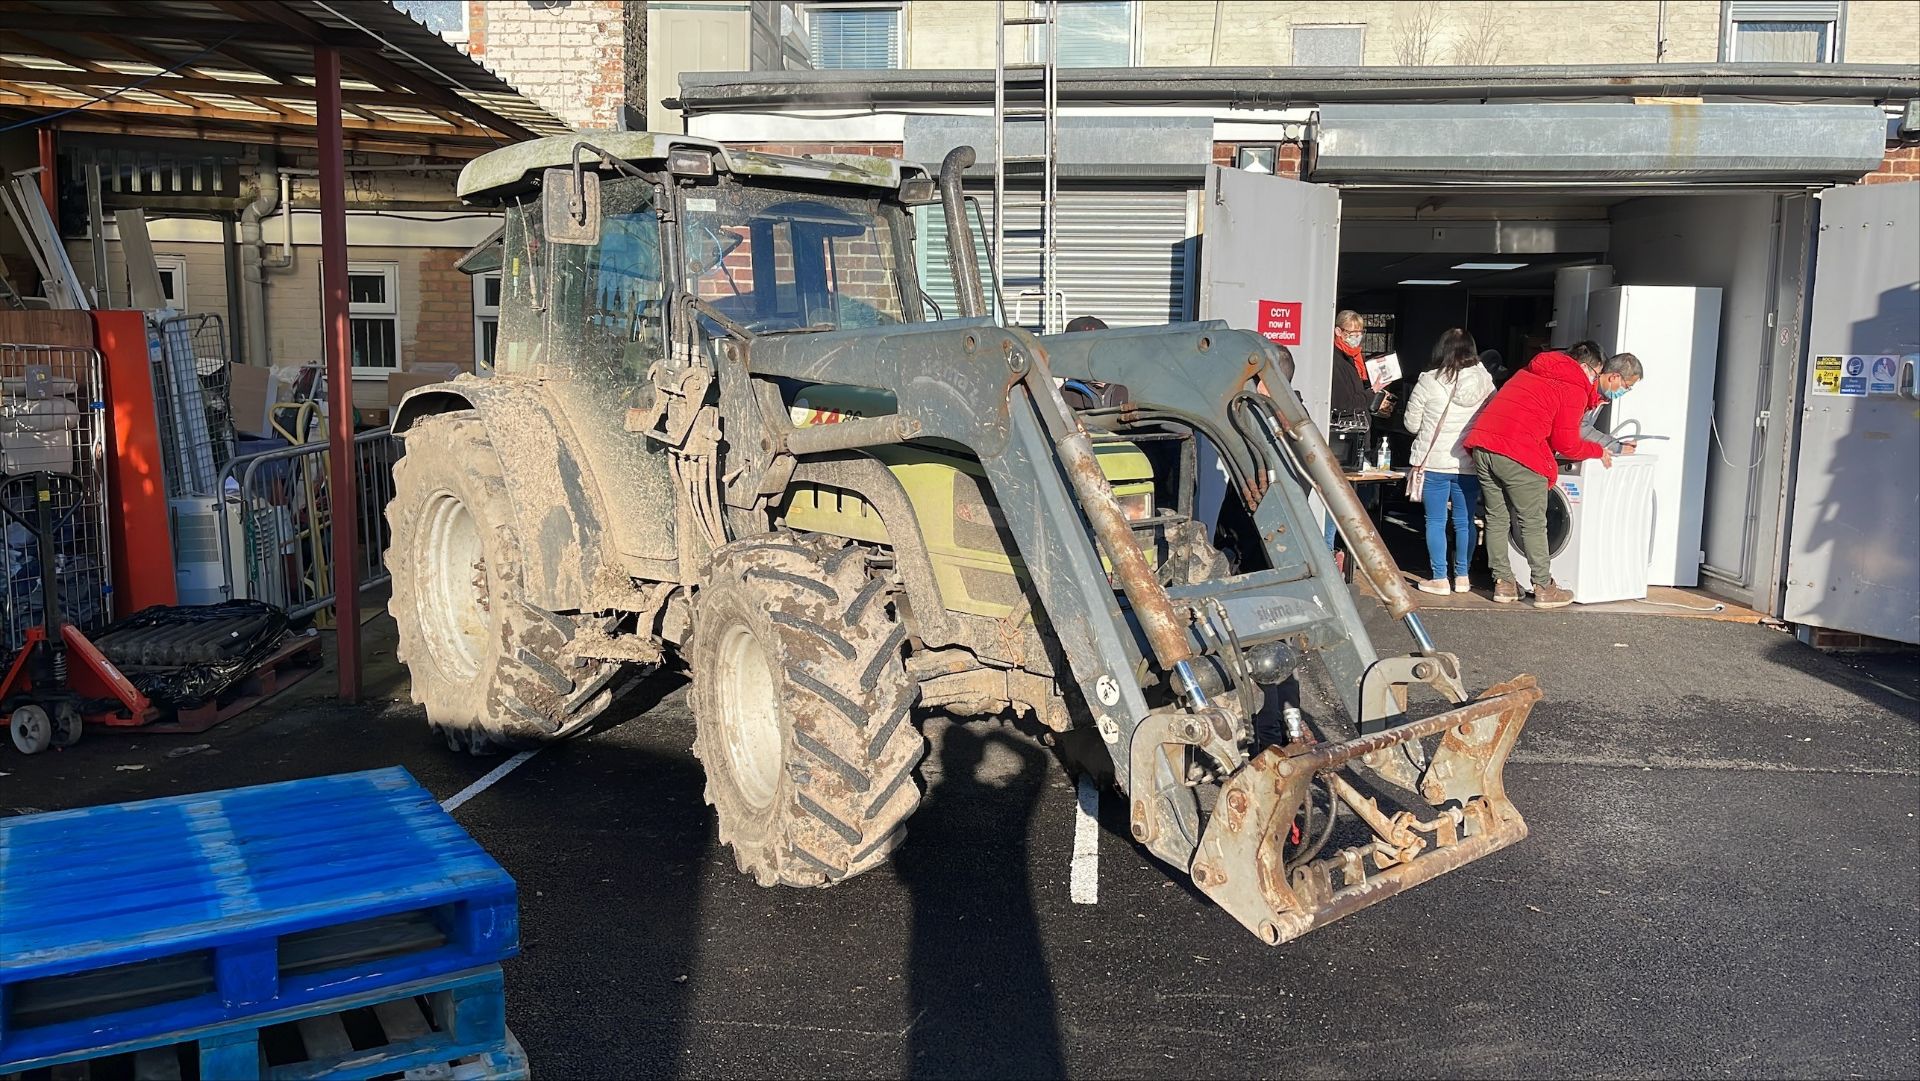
[0,0,568,157]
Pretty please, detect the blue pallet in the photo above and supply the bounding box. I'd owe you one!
[0,965,515,1079]
[0,768,518,1070]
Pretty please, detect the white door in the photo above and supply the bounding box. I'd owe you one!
[1782,183,1920,643]
[1197,165,1341,429]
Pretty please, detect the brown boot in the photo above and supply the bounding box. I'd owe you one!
[1492,580,1521,603]
[1532,581,1574,609]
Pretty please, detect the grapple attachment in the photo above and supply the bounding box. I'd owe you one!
[1190,675,1541,945]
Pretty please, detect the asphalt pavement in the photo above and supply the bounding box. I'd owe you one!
[2,601,1915,1079]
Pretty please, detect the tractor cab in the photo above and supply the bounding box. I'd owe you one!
[453,133,935,386]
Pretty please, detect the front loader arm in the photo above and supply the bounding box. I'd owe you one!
[744,320,1539,943]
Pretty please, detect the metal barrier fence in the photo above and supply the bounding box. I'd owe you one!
[214,428,399,620]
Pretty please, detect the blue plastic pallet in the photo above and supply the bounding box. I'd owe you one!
[0,965,518,1080]
[0,768,518,1071]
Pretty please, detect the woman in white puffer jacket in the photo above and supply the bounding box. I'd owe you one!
[1403,329,1496,595]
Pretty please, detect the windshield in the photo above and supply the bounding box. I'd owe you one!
[681,184,907,333]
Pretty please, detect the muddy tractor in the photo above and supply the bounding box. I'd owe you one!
[385,134,1541,943]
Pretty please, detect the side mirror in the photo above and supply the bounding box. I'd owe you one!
[542,166,600,245]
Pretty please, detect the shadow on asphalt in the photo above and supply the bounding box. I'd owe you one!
[894,721,1066,1080]
[1761,637,1920,719]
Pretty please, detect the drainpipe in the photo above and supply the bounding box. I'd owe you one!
[239,152,294,367]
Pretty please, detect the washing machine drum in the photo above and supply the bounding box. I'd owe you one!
[1509,483,1574,560]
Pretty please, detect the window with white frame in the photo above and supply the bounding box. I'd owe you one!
[807,2,902,69]
[348,263,400,373]
[1723,1,1842,62]
[1292,24,1365,67]
[473,271,501,370]
[151,254,187,310]
[1037,0,1134,67]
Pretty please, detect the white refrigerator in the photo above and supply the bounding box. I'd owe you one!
[1585,285,1723,588]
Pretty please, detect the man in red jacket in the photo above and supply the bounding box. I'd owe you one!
[1461,348,1640,608]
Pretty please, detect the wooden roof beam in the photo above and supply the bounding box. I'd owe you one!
[0,86,492,141]
[207,0,534,141]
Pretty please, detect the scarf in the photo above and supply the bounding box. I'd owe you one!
[1335,336,1368,384]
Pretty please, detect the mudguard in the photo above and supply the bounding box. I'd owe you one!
[393,374,648,611]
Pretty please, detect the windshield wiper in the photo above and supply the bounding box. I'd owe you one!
[684,294,756,341]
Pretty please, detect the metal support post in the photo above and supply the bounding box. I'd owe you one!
[315,46,360,702]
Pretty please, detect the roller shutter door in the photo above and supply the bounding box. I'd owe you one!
[917,187,1194,329]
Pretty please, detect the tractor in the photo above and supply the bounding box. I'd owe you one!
[385,133,1541,943]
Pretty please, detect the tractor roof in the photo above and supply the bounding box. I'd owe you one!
[457,131,928,202]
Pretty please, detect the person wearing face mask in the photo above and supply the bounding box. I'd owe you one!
[1460,344,1637,607]
[1325,311,1380,554]
[1565,341,1644,453]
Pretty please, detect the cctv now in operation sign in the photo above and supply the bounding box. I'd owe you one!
[1256,300,1302,346]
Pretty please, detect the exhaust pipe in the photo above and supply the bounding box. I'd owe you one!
[937,146,986,320]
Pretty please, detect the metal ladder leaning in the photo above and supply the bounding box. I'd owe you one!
[994,0,1062,334]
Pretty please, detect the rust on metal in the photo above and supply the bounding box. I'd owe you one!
[1055,422,1196,672]
[1191,675,1542,943]
[1255,387,1420,620]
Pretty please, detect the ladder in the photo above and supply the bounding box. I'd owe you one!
[994,0,1062,333]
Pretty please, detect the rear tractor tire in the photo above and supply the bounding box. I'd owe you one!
[386,412,617,754]
[691,536,924,887]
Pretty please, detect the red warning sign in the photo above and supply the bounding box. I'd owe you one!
[1257,299,1301,346]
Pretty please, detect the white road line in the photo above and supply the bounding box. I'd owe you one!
[441,749,540,812]
[1070,774,1101,905]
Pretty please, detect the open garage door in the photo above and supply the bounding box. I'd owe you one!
[1782,182,1920,644]
[1197,165,1340,427]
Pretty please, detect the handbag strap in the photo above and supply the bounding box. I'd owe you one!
[1415,375,1464,471]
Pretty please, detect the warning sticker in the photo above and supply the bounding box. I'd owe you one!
[1561,479,1582,503]
[1256,299,1302,346]
[1840,355,1869,396]
[1868,355,1900,396]
[1812,355,1843,395]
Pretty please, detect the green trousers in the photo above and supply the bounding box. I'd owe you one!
[1473,448,1552,587]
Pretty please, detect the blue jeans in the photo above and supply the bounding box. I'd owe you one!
[1420,472,1481,579]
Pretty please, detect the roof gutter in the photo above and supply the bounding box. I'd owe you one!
[671,63,1920,114]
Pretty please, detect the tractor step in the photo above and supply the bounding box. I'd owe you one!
[0,769,518,1070]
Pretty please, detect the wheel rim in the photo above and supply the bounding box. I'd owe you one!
[715,621,782,809]
[418,489,491,681]
[11,705,49,753]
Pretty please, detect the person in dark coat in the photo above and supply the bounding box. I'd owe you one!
[1461,347,1633,608]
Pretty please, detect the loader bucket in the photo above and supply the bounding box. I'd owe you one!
[1190,675,1542,944]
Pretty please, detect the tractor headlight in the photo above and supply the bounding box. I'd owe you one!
[1117,491,1154,522]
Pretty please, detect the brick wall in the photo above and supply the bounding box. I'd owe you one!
[1210,142,1305,179]
[1861,145,1920,185]
[467,0,628,130]
[410,248,475,369]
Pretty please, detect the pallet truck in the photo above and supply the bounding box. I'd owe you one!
[0,471,156,754]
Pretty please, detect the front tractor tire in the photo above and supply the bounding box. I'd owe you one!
[691,536,924,887]
[386,412,614,754]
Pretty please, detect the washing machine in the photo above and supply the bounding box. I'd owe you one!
[1507,454,1658,603]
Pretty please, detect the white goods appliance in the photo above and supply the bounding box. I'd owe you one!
[170,496,248,606]
[1550,265,1613,348]
[1585,284,1723,587]
[1508,455,1660,604]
